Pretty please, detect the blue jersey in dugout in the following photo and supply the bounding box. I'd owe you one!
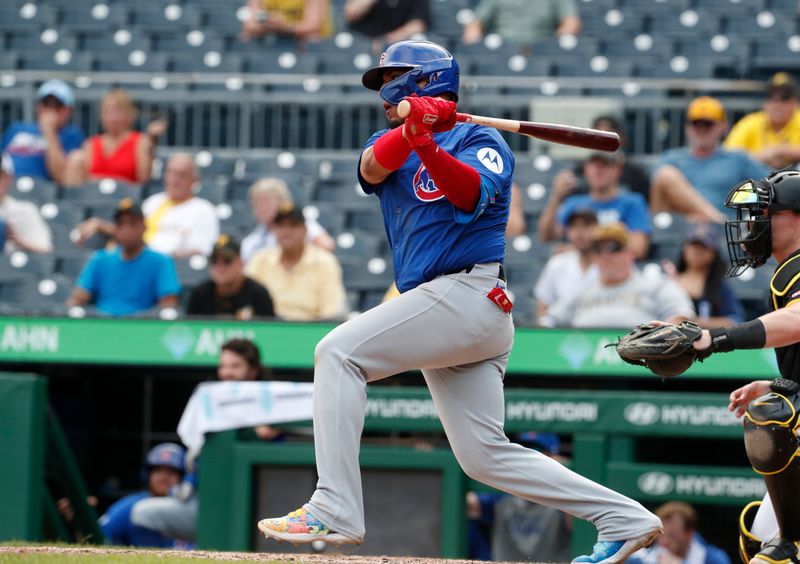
[358,123,514,292]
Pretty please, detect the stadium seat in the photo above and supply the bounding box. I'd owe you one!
[11,176,59,204]
[304,201,347,236]
[0,251,56,279]
[334,229,383,261]
[346,204,386,232]
[60,180,143,206]
[174,256,210,289]
[339,256,394,292]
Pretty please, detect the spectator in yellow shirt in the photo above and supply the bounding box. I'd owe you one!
[245,203,347,321]
[724,72,800,168]
[241,0,333,41]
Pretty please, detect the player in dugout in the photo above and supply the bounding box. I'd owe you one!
[256,39,663,564]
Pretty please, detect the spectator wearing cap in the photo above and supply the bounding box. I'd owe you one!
[467,432,571,562]
[245,203,347,321]
[0,156,52,253]
[664,225,744,328]
[186,234,274,320]
[540,223,694,328]
[345,0,430,52]
[725,72,800,168]
[0,80,85,184]
[589,115,651,202]
[654,97,768,217]
[98,442,186,547]
[241,177,334,263]
[628,501,730,564]
[64,89,166,187]
[539,152,651,259]
[462,0,581,45]
[75,154,219,256]
[534,208,598,318]
[67,199,181,316]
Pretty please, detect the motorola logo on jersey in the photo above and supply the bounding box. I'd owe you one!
[477,147,504,174]
[412,164,445,202]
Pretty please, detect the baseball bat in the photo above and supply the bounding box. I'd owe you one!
[396,100,620,152]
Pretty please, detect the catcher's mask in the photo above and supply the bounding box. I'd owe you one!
[724,169,800,277]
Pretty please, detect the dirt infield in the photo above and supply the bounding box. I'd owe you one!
[0,545,509,563]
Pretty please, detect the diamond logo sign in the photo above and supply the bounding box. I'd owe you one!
[161,325,196,360]
[558,333,593,369]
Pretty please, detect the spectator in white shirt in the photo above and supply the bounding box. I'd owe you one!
[534,208,597,318]
[76,153,219,257]
[141,153,218,257]
[540,222,695,328]
[0,156,53,253]
[241,177,334,262]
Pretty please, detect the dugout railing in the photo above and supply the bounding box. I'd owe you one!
[198,387,759,558]
[0,372,103,545]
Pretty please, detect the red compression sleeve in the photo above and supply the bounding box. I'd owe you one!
[372,127,413,171]
[414,144,481,212]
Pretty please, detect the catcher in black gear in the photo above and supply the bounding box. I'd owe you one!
[619,170,800,564]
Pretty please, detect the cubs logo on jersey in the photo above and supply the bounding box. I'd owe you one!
[412,164,445,202]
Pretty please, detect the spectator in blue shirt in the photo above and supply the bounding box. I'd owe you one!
[655,97,769,217]
[1,80,85,185]
[67,198,181,316]
[539,152,651,258]
[99,443,186,547]
[629,501,730,564]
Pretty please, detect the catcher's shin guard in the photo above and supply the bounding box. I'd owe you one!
[744,391,800,541]
[740,501,763,564]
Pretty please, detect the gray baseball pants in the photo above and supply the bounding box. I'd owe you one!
[304,263,661,543]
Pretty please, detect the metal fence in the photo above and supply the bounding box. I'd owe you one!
[0,70,771,155]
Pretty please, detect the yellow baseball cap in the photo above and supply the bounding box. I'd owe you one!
[686,96,725,122]
[591,222,629,246]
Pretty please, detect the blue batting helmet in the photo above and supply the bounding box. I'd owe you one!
[361,40,459,106]
[146,443,185,474]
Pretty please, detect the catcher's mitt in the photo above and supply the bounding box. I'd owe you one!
[613,321,707,377]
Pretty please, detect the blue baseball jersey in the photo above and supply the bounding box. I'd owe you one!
[99,491,175,547]
[359,123,514,292]
[1,122,85,180]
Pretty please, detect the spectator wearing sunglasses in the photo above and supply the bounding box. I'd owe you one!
[0,80,85,185]
[656,97,768,216]
[186,234,274,320]
[725,72,800,168]
[539,222,694,328]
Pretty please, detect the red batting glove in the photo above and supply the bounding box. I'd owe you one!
[402,96,457,147]
[405,95,457,131]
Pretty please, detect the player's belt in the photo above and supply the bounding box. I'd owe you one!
[443,263,506,282]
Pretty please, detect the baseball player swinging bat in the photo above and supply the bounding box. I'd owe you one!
[397,99,621,152]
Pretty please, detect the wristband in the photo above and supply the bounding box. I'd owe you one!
[708,319,766,353]
[372,127,412,171]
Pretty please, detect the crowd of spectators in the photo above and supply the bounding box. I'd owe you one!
[4,0,800,329]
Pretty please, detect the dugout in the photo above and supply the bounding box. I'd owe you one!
[0,315,778,558]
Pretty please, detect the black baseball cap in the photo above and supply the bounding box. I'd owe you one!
[273,202,305,225]
[565,207,598,225]
[211,233,240,260]
[766,72,797,99]
[114,197,144,222]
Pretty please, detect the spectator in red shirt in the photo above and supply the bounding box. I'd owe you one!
[64,89,166,187]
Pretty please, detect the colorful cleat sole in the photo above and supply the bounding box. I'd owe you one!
[257,507,359,546]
